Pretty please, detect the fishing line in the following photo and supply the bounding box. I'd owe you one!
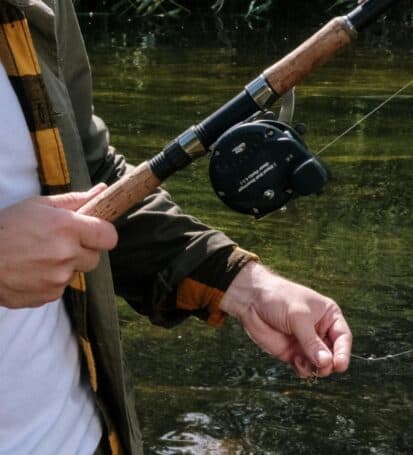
[316,79,413,156]
[304,349,413,385]
[351,348,413,362]
[313,81,413,366]
[315,82,413,364]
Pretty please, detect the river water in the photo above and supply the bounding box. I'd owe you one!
[80,12,412,455]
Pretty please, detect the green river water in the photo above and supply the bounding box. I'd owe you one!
[81,13,412,455]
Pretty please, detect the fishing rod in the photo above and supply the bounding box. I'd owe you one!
[79,0,401,221]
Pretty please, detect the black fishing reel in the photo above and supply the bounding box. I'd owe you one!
[209,117,329,218]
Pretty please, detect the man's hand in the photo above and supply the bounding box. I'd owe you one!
[0,184,118,309]
[220,261,352,378]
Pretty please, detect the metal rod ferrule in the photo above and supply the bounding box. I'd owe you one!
[341,15,358,39]
[178,127,206,159]
[245,75,278,110]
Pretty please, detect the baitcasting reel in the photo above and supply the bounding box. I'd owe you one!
[209,116,329,218]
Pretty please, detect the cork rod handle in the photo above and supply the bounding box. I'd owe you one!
[78,161,161,222]
[263,17,355,97]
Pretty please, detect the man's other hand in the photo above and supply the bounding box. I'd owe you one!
[220,261,352,378]
[0,184,118,309]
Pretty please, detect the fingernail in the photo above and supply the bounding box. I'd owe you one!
[316,350,331,366]
[334,353,350,372]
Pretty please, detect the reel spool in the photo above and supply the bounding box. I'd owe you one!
[209,119,329,218]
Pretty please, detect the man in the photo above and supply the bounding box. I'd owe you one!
[0,0,352,454]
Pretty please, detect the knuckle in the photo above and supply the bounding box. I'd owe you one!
[66,192,81,204]
[324,297,339,312]
[326,297,337,306]
[106,225,118,250]
[52,210,72,230]
[54,269,74,287]
[54,243,76,263]
[59,192,83,208]
[302,336,321,351]
[86,252,101,271]
[95,221,118,250]
[78,251,101,273]
[52,212,78,243]
[289,307,311,324]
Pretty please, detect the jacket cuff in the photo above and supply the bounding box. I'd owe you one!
[176,246,259,327]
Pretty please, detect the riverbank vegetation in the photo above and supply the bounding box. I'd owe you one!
[75,0,411,24]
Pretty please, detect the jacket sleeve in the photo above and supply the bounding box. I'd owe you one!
[90,136,259,328]
[108,171,258,328]
[60,0,257,327]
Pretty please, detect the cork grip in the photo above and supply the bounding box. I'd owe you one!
[263,17,355,96]
[78,161,161,222]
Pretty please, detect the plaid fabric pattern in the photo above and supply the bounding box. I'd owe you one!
[0,3,121,454]
[0,3,70,194]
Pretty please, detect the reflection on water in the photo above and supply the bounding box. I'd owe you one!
[158,414,246,455]
[81,12,413,454]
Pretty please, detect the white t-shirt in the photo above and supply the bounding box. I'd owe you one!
[0,62,102,454]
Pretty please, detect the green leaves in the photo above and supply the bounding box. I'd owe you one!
[326,0,358,13]
[245,0,273,20]
[111,0,190,18]
[101,0,276,19]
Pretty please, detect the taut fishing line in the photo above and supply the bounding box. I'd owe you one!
[307,349,413,385]
[315,80,413,364]
[316,79,413,157]
[351,349,413,362]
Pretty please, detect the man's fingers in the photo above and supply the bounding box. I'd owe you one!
[73,248,102,273]
[329,316,353,372]
[35,184,118,252]
[39,183,108,211]
[73,212,118,251]
[290,312,333,369]
[43,184,119,252]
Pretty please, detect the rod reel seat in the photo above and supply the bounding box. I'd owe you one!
[209,118,329,218]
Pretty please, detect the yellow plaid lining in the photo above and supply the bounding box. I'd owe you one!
[0,9,69,191]
[0,4,120,454]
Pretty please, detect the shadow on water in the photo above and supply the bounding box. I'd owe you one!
[79,9,413,454]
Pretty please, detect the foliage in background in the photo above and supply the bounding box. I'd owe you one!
[75,0,411,39]
[109,0,190,18]
[75,0,360,19]
[326,0,356,11]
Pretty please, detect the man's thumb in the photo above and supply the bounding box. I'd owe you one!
[291,315,333,368]
[38,183,107,212]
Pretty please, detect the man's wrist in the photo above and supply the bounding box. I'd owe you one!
[219,260,267,318]
[175,246,259,327]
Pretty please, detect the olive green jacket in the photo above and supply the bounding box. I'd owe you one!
[1,1,250,453]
